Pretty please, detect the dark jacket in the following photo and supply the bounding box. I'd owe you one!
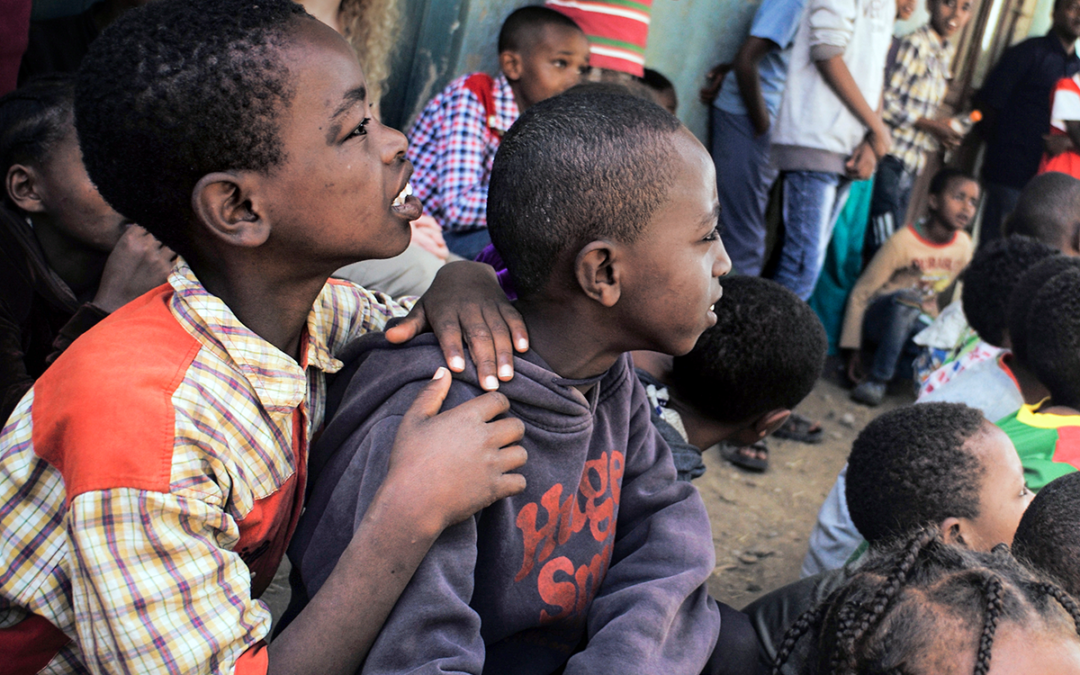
[288,333,721,675]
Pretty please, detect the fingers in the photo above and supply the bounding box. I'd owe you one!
[491,468,528,502]
[401,366,453,423]
[453,389,512,422]
[384,304,433,349]
[458,305,499,390]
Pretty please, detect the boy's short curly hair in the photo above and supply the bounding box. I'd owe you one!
[1025,266,1080,408]
[669,276,826,424]
[1007,256,1080,366]
[1013,472,1080,599]
[498,5,582,53]
[846,403,987,544]
[1003,171,1080,247]
[74,0,309,254]
[487,84,682,298]
[961,235,1057,347]
[1,74,75,211]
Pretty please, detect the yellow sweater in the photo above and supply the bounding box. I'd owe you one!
[840,225,973,350]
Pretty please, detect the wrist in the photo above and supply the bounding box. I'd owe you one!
[367,476,445,542]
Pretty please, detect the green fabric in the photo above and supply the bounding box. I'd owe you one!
[809,179,874,355]
[997,411,1079,492]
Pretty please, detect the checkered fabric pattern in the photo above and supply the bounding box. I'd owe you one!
[406,73,519,234]
[0,260,409,674]
[882,24,955,176]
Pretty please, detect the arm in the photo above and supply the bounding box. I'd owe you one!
[433,86,496,232]
[883,38,961,151]
[839,235,905,351]
[974,43,1036,140]
[733,36,780,136]
[564,377,720,674]
[817,55,891,158]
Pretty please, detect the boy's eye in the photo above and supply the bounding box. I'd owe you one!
[554,59,568,68]
[703,227,720,242]
[347,117,372,140]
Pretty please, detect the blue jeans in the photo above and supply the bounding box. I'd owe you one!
[862,290,926,382]
[774,171,851,300]
[865,155,915,263]
[443,227,492,261]
[710,108,779,276]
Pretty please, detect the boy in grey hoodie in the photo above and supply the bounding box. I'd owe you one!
[286,86,766,674]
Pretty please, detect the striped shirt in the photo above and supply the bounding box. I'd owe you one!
[546,0,652,76]
[998,404,1080,493]
[0,260,409,674]
[882,24,954,175]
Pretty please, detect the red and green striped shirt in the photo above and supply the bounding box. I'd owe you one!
[997,403,1080,492]
[546,0,652,76]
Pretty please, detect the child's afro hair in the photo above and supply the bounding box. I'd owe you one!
[498,5,583,53]
[928,167,977,197]
[669,276,826,424]
[961,235,1057,347]
[1007,255,1080,366]
[1,74,75,211]
[1025,266,1080,408]
[846,403,988,544]
[1003,172,1080,249]
[1013,472,1080,599]
[487,84,683,298]
[74,0,309,254]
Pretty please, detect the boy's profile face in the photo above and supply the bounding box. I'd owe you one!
[502,25,590,110]
[614,129,730,356]
[929,0,974,39]
[253,19,419,267]
[929,178,979,231]
[961,423,1033,550]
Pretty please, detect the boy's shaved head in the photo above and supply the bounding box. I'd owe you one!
[487,84,682,298]
[1003,172,1080,251]
[498,5,583,54]
[74,0,309,254]
[1012,472,1080,598]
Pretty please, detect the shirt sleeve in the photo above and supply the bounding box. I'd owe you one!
[564,377,720,675]
[431,87,494,232]
[1051,77,1080,128]
[322,280,414,345]
[67,488,272,675]
[882,36,924,130]
[749,0,808,50]
[840,233,907,350]
[807,0,856,61]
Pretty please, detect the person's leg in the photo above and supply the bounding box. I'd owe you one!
[701,602,770,675]
[442,227,492,260]
[861,290,924,383]
[773,171,842,300]
[865,155,904,263]
[711,109,778,276]
[977,182,1022,250]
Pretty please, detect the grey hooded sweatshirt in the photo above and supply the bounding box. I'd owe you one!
[287,333,721,675]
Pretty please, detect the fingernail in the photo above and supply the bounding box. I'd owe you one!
[433,367,447,380]
[483,376,499,390]
[499,364,513,379]
[516,338,528,351]
[449,356,465,370]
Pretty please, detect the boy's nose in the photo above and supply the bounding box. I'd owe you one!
[713,240,732,277]
[380,123,409,164]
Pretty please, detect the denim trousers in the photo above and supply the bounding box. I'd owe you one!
[443,227,492,261]
[710,108,779,276]
[775,171,851,300]
[865,155,914,262]
[862,290,926,382]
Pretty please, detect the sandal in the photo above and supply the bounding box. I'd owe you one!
[719,439,769,473]
[772,411,824,444]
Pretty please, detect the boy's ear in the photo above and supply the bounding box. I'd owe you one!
[500,50,524,81]
[191,172,271,249]
[927,192,941,213]
[6,164,46,213]
[941,518,967,547]
[754,409,792,440]
[575,240,622,307]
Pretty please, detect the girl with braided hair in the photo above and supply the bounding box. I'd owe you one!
[773,526,1080,675]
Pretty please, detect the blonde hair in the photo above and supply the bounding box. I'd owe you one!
[339,0,402,103]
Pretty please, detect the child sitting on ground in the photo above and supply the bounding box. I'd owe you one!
[633,275,826,475]
[0,1,541,672]
[1012,471,1080,599]
[407,6,589,259]
[0,74,174,423]
[843,168,978,406]
[747,402,1034,672]
[289,87,763,674]
[998,260,1080,491]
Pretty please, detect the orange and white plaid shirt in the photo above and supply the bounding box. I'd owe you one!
[0,260,410,675]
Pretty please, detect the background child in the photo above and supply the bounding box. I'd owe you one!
[406,6,588,259]
[843,168,978,406]
[634,275,827,475]
[289,87,757,675]
[0,73,173,424]
[638,67,677,114]
[1012,471,1080,599]
[748,402,1034,671]
[1003,170,1080,255]
[865,0,976,260]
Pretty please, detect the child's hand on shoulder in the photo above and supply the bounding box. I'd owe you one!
[384,367,527,535]
[384,261,529,391]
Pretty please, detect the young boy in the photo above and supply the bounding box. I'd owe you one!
[406,6,589,260]
[633,275,827,476]
[866,0,976,259]
[843,168,978,406]
[1003,170,1080,255]
[1012,471,1080,599]
[747,403,1034,672]
[0,1,540,672]
[0,74,173,424]
[289,88,751,674]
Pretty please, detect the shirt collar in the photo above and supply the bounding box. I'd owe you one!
[492,73,521,134]
[168,259,343,414]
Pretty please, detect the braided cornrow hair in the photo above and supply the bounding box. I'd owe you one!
[774,527,1080,675]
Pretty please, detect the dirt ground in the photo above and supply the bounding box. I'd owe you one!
[701,367,913,610]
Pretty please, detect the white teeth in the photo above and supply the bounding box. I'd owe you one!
[709,305,715,312]
[392,183,413,207]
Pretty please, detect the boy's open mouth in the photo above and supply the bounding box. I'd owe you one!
[392,183,413,207]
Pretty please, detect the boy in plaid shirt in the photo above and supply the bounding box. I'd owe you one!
[866,0,976,260]
[406,6,588,260]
